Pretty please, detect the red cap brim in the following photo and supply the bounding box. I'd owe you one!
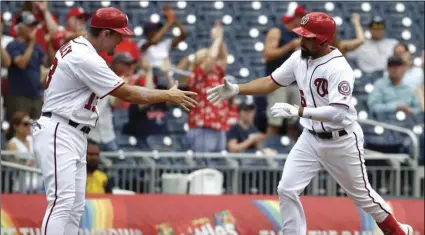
[112,27,134,36]
[292,27,316,38]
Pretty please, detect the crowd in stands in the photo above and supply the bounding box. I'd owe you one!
[1,1,424,193]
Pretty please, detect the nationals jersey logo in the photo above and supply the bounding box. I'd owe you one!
[338,81,351,96]
[314,78,328,97]
[300,16,309,25]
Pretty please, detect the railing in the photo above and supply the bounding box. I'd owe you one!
[1,160,43,194]
[2,150,421,198]
[358,119,420,164]
[358,118,422,197]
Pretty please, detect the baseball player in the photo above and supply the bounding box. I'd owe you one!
[32,7,197,235]
[207,12,413,235]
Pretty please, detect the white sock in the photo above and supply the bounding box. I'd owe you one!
[398,223,408,234]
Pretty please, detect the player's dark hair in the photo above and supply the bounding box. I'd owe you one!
[87,138,99,146]
[88,27,104,37]
[88,27,118,38]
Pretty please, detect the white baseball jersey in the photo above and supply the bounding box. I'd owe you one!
[271,48,357,132]
[42,36,124,127]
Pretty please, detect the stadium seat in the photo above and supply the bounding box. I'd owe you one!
[364,133,405,154]
[1,133,6,150]
[187,168,224,195]
[261,135,293,154]
[161,173,188,194]
[165,108,188,133]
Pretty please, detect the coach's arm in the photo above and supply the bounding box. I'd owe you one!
[110,82,198,112]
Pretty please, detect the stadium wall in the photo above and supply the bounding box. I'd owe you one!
[1,194,423,235]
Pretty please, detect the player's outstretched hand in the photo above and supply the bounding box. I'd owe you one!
[270,103,299,118]
[206,77,239,105]
[167,81,198,112]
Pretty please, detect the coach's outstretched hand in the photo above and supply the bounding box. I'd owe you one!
[207,78,240,104]
[167,81,198,112]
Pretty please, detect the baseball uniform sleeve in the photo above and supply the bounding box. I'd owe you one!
[75,56,125,99]
[270,51,299,86]
[328,69,355,109]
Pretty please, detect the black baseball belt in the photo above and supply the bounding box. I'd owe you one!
[308,129,348,139]
[42,112,91,134]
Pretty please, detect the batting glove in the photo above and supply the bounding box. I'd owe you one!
[270,103,300,118]
[207,78,240,104]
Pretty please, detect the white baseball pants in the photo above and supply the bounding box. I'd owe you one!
[277,122,392,234]
[33,116,87,235]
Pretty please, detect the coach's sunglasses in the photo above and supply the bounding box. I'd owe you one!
[21,120,33,126]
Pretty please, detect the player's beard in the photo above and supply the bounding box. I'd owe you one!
[301,47,312,60]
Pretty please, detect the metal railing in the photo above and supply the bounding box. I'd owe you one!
[358,119,420,164]
[1,150,421,197]
[1,160,43,194]
[358,118,422,197]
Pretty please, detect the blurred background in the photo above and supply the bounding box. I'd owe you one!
[0,1,424,200]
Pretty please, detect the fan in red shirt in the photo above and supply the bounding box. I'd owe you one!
[186,23,230,153]
[49,7,89,51]
[9,1,59,52]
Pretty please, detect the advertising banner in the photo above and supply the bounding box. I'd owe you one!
[1,194,423,235]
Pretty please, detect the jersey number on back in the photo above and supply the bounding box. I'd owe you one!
[44,42,73,89]
[44,57,58,89]
[84,93,98,112]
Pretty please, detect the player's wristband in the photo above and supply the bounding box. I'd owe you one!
[298,106,304,117]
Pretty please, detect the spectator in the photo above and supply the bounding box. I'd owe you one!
[139,5,187,70]
[123,58,173,148]
[227,96,265,153]
[48,7,89,51]
[417,50,425,111]
[6,112,41,193]
[185,22,229,152]
[109,53,140,135]
[263,5,305,136]
[6,112,33,155]
[175,54,196,85]
[1,17,13,113]
[346,16,398,73]
[368,56,421,115]
[393,43,424,91]
[1,19,11,69]
[86,139,112,194]
[9,1,59,52]
[333,13,365,54]
[6,11,52,122]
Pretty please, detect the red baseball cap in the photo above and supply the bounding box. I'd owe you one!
[90,7,133,36]
[281,5,307,24]
[66,7,89,21]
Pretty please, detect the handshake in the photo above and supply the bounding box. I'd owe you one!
[207,78,301,118]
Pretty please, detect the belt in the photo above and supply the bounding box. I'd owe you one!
[42,112,91,134]
[308,129,347,139]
